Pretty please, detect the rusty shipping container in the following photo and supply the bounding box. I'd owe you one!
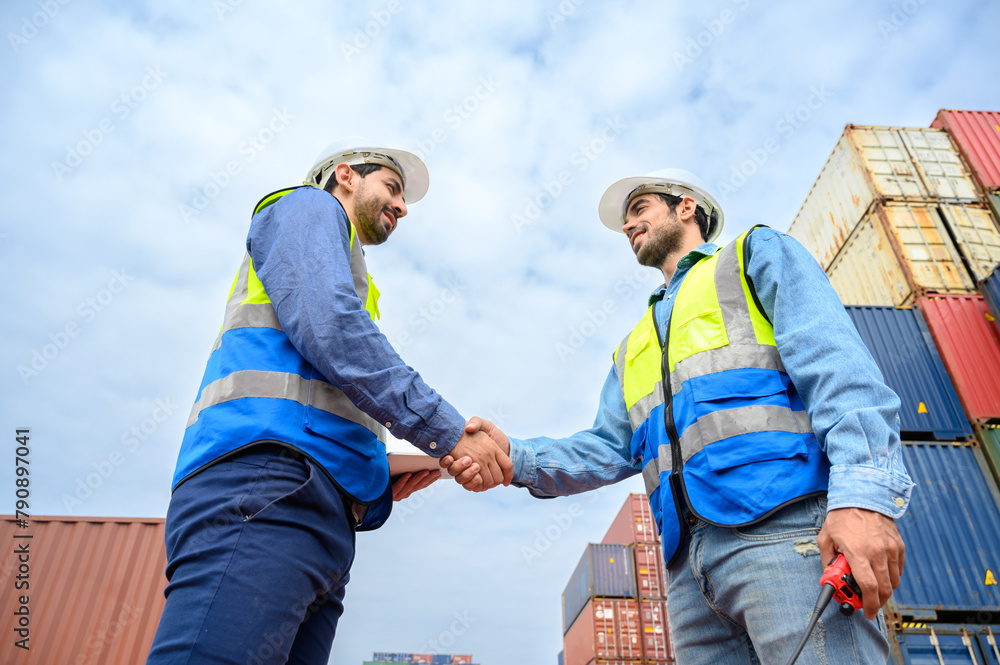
[632,544,667,599]
[563,597,643,665]
[916,294,1000,423]
[824,200,1000,306]
[638,599,673,662]
[932,109,1000,192]
[0,516,167,665]
[602,493,659,545]
[789,125,982,271]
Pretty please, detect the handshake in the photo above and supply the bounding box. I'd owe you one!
[439,417,512,492]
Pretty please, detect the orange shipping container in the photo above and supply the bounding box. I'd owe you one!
[602,494,659,545]
[0,515,167,665]
[632,544,666,599]
[563,598,642,665]
[639,599,673,662]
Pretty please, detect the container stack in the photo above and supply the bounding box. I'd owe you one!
[786,110,1000,664]
[560,495,674,665]
[366,655,474,665]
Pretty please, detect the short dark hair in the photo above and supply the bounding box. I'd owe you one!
[655,192,710,241]
[322,163,385,194]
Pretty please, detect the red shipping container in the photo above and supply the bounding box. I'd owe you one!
[451,657,472,665]
[916,294,1000,423]
[639,599,673,662]
[411,656,433,664]
[932,109,1000,192]
[563,598,642,665]
[602,494,659,545]
[632,544,667,599]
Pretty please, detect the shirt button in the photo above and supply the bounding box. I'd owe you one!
[894,497,905,508]
[687,514,697,525]
[385,421,392,428]
[429,442,437,450]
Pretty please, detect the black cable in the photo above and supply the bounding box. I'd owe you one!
[785,584,835,665]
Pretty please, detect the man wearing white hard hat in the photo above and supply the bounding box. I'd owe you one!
[147,139,512,665]
[446,169,911,664]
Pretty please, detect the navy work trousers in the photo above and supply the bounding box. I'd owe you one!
[146,444,356,665]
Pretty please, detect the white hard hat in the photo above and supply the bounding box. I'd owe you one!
[598,168,724,242]
[306,137,430,204]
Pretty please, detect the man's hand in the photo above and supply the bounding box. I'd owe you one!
[440,417,511,491]
[817,507,905,620]
[391,470,440,501]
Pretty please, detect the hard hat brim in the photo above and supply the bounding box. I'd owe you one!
[308,146,430,204]
[598,175,724,242]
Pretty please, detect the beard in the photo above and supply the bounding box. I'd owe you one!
[635,210,683,268]
[353,179,393,246]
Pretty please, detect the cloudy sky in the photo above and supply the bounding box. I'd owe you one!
[2,0,998,662]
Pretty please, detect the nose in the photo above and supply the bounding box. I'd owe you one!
[622,214,638,236]
[392,194,407,220]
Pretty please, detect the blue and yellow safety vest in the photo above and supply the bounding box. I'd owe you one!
[173,186,392,523]
[615,228,830,565]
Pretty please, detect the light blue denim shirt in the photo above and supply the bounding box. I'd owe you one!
[247,186,466,456]
[509,227,914,519]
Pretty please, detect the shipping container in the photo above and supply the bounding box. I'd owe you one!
[563,544,637,634]
[916,294,1000,423]
[563,598,642,665]
[633,544,667,599]
[980,264,1000,325]
[452,656,472,665]
[844,306,970,440]
[374,654,413,663]
[826,201,978,306]
[790,126,981,270]
[638,599,673,662]
[431,655,452,665]
[888,441,1000,620]
[932,109,1000,192]
[0,516,167,665]
[989,192,1000,230]
[558,650,564,665]
[412,655,433,664]
[887,621,1000,665]
[602,493,659,545]
[975,424,1000,493]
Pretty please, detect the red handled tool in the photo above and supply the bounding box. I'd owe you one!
[784,553,863,665]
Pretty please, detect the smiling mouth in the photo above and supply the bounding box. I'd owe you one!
[630,229,645,250]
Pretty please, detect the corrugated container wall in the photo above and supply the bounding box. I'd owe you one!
[980,264,1000,324]
[888,441,1000,619]
[916,294,1000,423]
[789,126,981,271]
[431,655,452,665]
[0,516,167,665]
[844,306,970,440]
[602,493,659,545]
[638,599,673,663]
[976,424,1000,495]
[886,621,1000,665]
[562,598,642,665]
[558,650,564,665]
[632,543,667,599]
[562,544,636,634]
[826,201,991,306]
[932,109,1000,192]
[451,656,472,664]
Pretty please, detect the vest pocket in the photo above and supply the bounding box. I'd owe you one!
[303,370,378,458]
[702,430,809,471]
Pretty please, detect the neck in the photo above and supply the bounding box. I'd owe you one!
[659,234,707,284]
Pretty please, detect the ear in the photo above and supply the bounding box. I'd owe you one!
[677,196,698,222]
[333,163,355,194]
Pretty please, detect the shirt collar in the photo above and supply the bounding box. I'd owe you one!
[647,242,720,306]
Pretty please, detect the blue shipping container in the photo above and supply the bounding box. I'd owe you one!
[562,543,636,634]
[890,441,1000,619]
[980,264,1000,329]
[846,306,971,440]
[558,650,564,665]
[431,657,451,665]
[888,622,1000,664]
[373,655,412,663]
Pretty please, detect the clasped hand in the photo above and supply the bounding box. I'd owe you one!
[439,417,512,491]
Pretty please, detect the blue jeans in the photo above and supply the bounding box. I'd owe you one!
[666,497,889,665]
[146,444,356,665]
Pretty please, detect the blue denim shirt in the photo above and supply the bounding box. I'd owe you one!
[509,227,914,519]
[247,186,466,456]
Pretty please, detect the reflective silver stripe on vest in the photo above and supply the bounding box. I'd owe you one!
[186,369,384,440]
[714,241,756,345]
[642,459,660,496]
[670,345,784,395]
[629,386,664,431]
[644,404,813,493]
